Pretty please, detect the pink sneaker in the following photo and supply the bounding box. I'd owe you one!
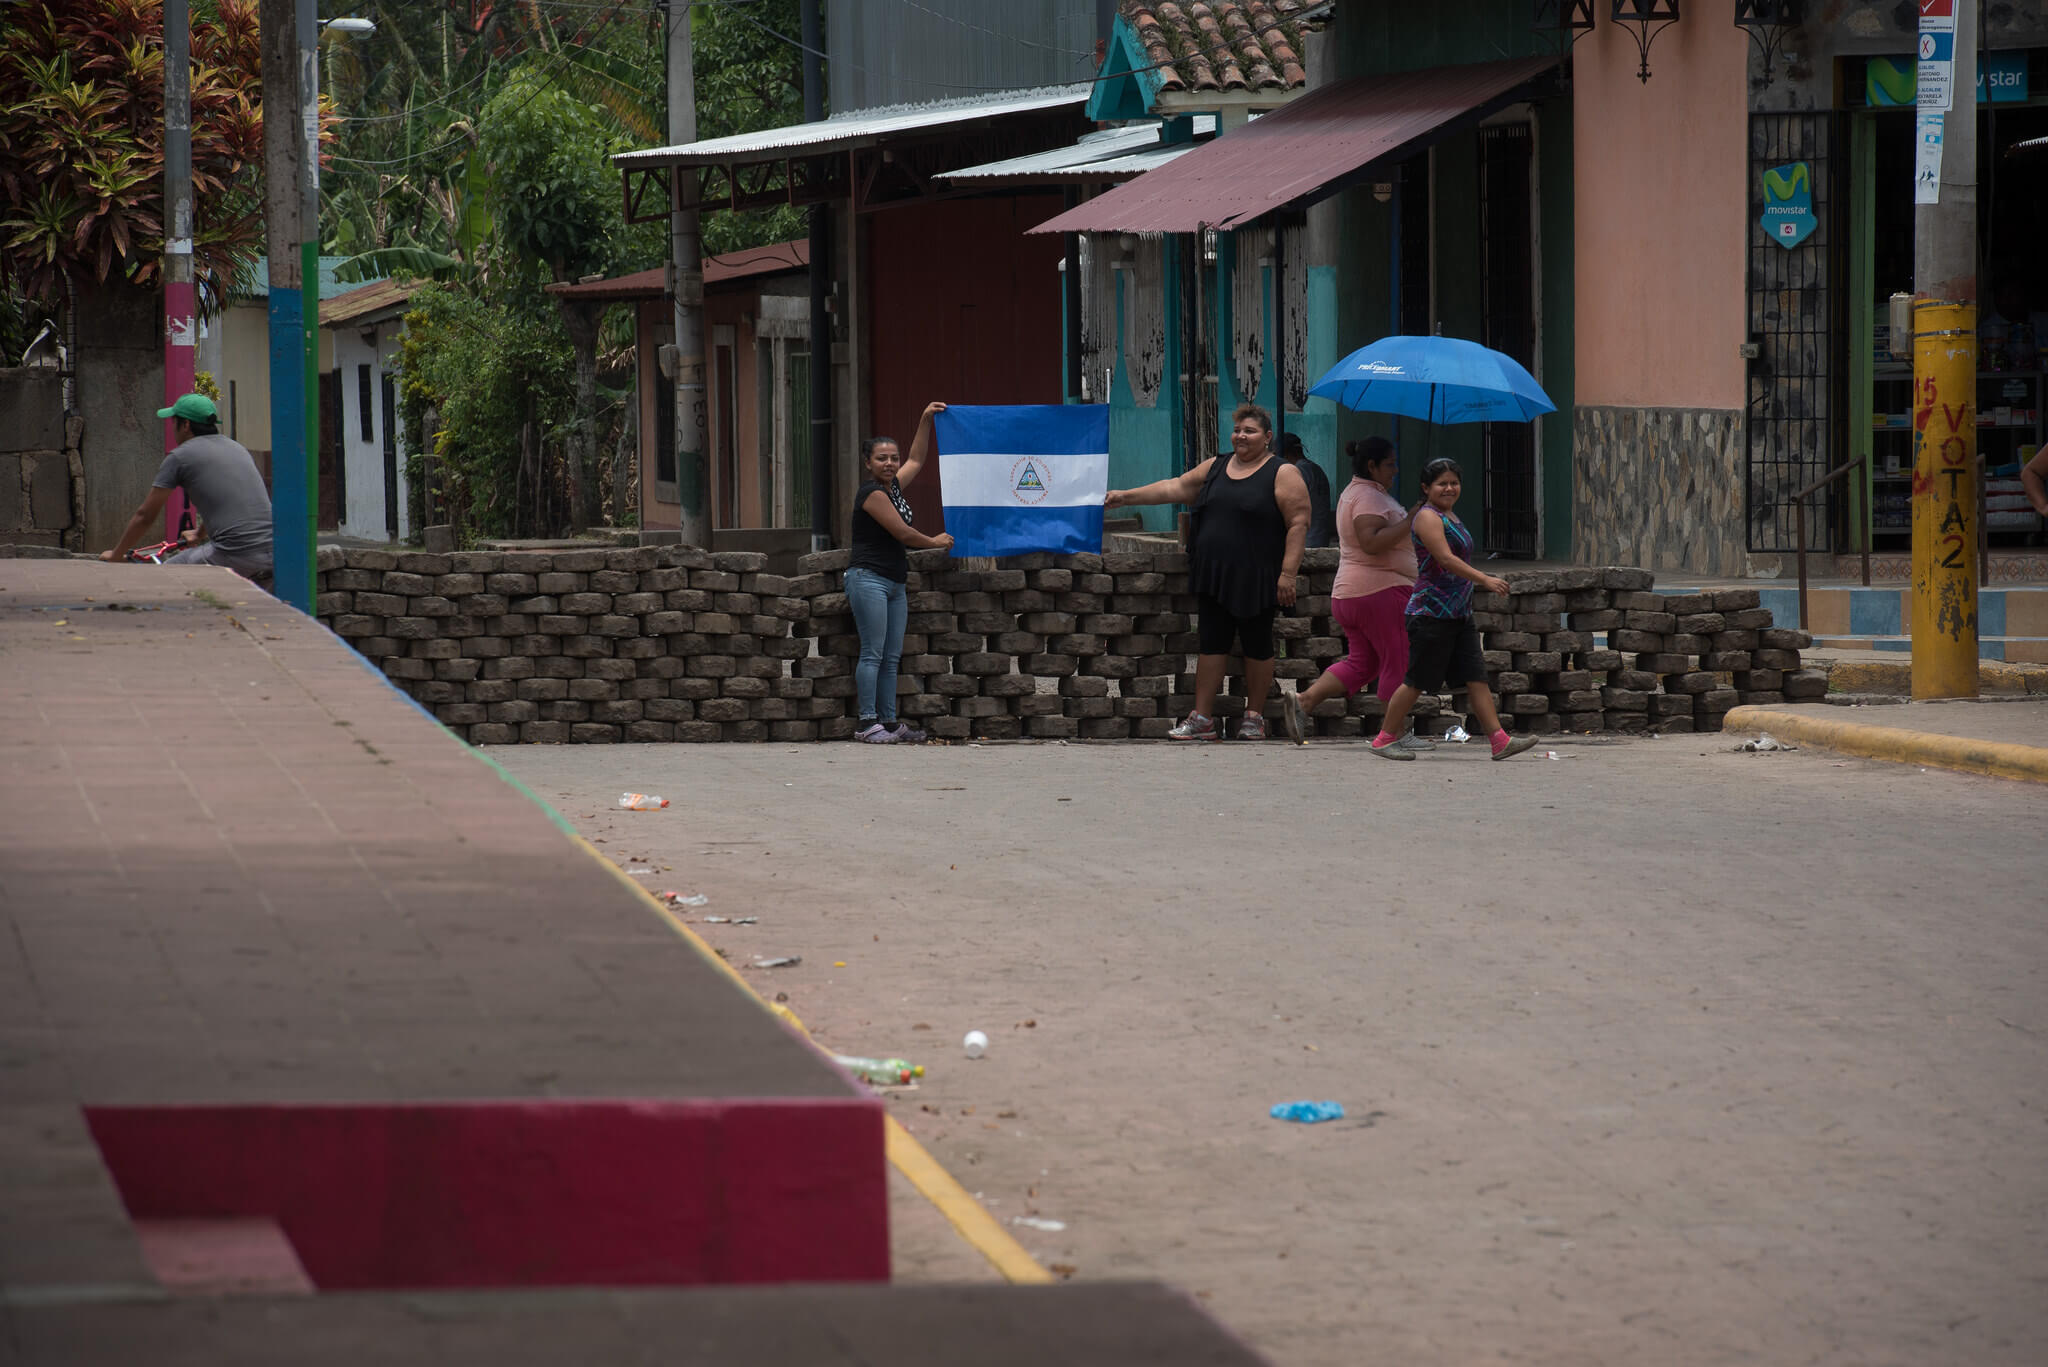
[1167,712,1219,741]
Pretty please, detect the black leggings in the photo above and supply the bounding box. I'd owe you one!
[1196,593,1277,662]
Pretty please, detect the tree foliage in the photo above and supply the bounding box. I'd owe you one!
[332,0,806,538]
[0,0,267,313]
[398,282,576,540]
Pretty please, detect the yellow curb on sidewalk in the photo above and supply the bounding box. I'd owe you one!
[1812,657,2048,698]
[573,833,1054,1286]
[1724,706,2048,785]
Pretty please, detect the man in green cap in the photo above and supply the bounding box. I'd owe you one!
[101,392,274,579]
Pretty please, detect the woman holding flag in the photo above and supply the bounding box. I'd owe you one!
[1106,404,1311,741]
[848,403,954,744]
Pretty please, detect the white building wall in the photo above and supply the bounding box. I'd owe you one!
[333,322,409,542]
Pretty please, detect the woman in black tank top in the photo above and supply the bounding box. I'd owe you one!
[1104,403,1311,741]
[847,403,955,743]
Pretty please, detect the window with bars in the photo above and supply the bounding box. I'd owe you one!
[1746,112,1838,553]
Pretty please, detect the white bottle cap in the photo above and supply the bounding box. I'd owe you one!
[963,1030,988,1059]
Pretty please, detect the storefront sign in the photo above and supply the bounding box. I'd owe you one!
[1917,28,1955,111]
[1759,162,1816,249]
[1867,53,2030,105]
[1915,111,1945,205]
[1981,52,2029,102]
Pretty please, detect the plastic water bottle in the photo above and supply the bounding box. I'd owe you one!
[962,1030,988,1059]
[833,1054,924,1086]
[618,792,668,810]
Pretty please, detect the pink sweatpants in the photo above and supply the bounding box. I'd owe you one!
[1324,584,1410,698]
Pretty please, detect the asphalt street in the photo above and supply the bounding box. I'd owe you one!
[499,733,2048,1367]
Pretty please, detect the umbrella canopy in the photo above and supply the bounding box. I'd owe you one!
[1308,335,1555,424]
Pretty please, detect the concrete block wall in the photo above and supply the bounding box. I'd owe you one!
[313,546,1813,744]
[0,369,84,551]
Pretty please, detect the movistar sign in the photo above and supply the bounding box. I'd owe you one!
[1759,161,1816,250]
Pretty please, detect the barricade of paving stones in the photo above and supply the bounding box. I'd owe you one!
[314,546,1815,743]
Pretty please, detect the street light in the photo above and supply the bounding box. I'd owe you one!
[276,9,374,609]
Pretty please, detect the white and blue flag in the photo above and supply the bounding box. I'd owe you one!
[935,404,1110,557]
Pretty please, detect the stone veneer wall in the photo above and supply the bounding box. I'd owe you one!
[312,544,1816,744]
[1574,405,1747,577]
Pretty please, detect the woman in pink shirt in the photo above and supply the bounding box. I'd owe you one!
[1281,437,1421,745]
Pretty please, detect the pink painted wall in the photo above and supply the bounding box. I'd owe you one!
[1574,14,1750,411]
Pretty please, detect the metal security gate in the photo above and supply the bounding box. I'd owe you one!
[1479,124,1538,558]
[1746,112,1837,552]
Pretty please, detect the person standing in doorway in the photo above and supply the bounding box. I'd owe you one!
[1368,457,1538,762]
[1281,436,1422,745]
[101,393,273,579]
[847,403,953,744]
[1278,432,1335,549]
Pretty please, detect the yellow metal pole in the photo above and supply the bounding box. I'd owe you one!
[1909,300,1978,699]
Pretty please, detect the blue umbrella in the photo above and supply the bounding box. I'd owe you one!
[1308,335,1555,426]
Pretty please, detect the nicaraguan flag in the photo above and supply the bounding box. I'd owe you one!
[935,404,1110,557]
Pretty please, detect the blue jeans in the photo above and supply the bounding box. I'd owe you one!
[846,567,907,723]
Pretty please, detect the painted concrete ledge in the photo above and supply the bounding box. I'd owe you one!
[1806,655,2048,698]
[1723,707,2048,785]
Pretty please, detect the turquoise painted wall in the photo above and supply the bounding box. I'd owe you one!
[1210,235,1341,495]
[1104,237,1182,533]
[1329,8,1576,554]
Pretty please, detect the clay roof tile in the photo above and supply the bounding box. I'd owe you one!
[1118,0,1312,99]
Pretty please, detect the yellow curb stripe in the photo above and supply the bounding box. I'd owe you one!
[884,1116,1054,1284]
[569,832,1052,1284]
[1724,706,2048,785]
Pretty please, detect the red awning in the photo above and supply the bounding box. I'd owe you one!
[1029,57,1557,235]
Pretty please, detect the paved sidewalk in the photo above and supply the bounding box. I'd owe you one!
[0,561,1260,1364]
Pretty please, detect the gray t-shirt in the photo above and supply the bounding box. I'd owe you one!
[153,433,272,559]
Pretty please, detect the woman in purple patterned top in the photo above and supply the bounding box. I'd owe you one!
[1369,458,1539,762]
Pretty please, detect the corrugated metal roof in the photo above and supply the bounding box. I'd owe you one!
[937,117,1217,184]
[615,85,1091,170]
[321,277,419,328]
[1030,57,1557,234]
[828,0,1097,110]
[542,242,811,303]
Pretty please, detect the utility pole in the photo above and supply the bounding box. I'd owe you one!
[163,0,196,543]
[667,0,709,549]
[259,0,311,609]
[297,0,322,600]
[803,0,833,550]
[1910,0,1978,698]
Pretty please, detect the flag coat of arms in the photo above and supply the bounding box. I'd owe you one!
[934,404,1110,557]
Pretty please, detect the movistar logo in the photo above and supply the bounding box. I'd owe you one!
[1762,163,1808,202]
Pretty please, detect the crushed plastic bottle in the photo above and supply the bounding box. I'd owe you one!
[619,792,669,810]
[834,1054,925,1086]
[1444,724,1472,744]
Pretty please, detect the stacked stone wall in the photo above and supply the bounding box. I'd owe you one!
[313,545,1815,744]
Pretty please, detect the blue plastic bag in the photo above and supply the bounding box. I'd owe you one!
[1269,1100,1345,1124]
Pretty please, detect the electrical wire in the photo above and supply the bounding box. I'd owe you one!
[328,0,636,169]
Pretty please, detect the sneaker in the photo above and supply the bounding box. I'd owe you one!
[1280,691,1307,745]
[1368,735,1416,761]
[1167,711,1219,742]
[1491,733,1541,761]
[1396,732,1437,752]
[855,721,899,744]
[889,720,927,743]
[1237,712,1269,741]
